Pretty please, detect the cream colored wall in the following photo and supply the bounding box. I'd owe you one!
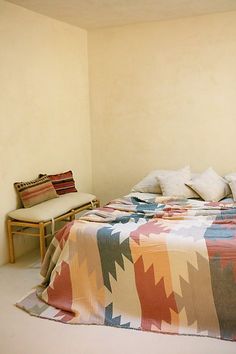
[0,1,92,265]
[88,11,236,204]
[1,4,236,265]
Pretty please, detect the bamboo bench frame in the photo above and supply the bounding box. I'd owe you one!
[7,200,99,264]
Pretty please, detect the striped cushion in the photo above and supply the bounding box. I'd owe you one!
[45,170,77,195]
[14,175,58,208]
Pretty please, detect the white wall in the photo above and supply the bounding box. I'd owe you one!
[0,1,92,265]
[88,11,236,204]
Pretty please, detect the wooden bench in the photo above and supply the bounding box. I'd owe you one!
[7,192,99,263]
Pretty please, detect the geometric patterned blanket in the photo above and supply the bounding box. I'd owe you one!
[16,196,236,341]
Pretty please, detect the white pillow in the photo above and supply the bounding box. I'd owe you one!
[224,173,236,182]
[132,169,170,194]
[186,167,230,202]
[229,180,236,201]
[132,166,195,194]
[158,167,199,198]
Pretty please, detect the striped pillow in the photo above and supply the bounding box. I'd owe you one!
[14,175,58,208]
[45,170,77,195]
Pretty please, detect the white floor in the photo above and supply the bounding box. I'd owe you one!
[0,251,235,354]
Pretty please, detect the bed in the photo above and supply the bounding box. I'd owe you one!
[17,192,236,341]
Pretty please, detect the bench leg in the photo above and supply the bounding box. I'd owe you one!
[7,219,15,263]
[70,209,75,221]
[39,222,46,263]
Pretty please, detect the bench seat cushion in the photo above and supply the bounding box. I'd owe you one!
[8,192,96,222]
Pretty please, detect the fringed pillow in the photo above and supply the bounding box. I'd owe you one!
[14,175,58,208]
[41,170,77,195]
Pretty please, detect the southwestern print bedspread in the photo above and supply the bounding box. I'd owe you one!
[17,196,236,341]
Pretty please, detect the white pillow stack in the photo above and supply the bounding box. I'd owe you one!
[132,166,234,201]
[132,166,198,199]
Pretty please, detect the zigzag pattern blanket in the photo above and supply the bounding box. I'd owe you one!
[17,196,236,341]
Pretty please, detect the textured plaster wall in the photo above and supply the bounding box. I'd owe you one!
[1,2,236,265]
[88,11,236,204]
[0,0,92,264]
